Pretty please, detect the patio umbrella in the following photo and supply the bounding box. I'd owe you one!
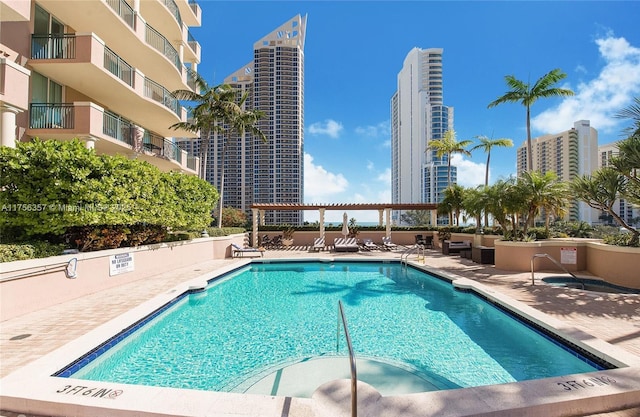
[342,212,349,238]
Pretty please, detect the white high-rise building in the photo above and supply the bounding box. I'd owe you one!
[390,47,454,225]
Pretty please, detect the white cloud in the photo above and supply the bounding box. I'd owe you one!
[355,121,390,138]
[307,119,343,138]
[303,153,348,201]
[532,33,640,134]
[451,154,486,188]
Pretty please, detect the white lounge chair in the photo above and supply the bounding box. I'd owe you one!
[231,243,264,258]
[312,236,325,251]
[334,237,359,252]
[361,238,379,251]
[382,236,398,250]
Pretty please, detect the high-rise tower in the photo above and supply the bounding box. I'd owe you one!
[181,15,306,225]
[390,47,454,225]
[517,120,598,223]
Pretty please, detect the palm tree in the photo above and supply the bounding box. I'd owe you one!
[571,168,639,245]
[471,135,513,226]
[170,73,242,181]
[487,68,574,171]
[440,184,466,226]
[516,170,568,236]
[471,135,513,187]
[171,71,266,228]
[427,130,473,184]
[614,96,640,137]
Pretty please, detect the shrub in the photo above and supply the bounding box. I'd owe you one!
[0,242,67,262]
[0,139,218,249]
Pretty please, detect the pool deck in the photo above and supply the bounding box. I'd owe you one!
[1,246,639,417]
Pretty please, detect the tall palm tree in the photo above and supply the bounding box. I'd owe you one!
[427,129,473,184]
[471,135,513,226]
[487,68,574,171]
[614,96,640,137]
[471,135,513,187]
[170,73,241,181]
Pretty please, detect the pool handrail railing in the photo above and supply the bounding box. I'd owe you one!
[337,300,357,417]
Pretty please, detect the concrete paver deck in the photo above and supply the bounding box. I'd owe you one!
[1,247,639,416]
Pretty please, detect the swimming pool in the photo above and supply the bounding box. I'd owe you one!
[60,261,607,395]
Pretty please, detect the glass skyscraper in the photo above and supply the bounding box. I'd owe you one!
[390,47,454,225]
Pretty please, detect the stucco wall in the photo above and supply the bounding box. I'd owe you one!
[586,242,640,289]
[0,235,245,321]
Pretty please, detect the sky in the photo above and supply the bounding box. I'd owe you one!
[192,1,640,223]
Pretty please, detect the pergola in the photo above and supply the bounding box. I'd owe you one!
[250,203,439,247]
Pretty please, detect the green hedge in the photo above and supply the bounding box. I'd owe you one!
[0,139,219,251]
[0,242,67,262]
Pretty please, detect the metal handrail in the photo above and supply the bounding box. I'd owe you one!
[530,253,582,288]
[1,257,77,282]
[400,245,420,267]
[337,300,357,417]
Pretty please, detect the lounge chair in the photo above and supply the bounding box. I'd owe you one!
[231,243,264,258]
[415,234,426,246]
[312,236,325,251]
[361,238,379,251]
[423,235,434,249]
[382,236,398,250]
[334,237,359,252]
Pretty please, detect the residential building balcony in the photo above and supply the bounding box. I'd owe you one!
[26,101,199,175]
[0,54,30,112]
[35,0,199,91]
[29,33,196,138]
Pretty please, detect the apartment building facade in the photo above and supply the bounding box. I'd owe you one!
[390,47,454,225]
[598,142,639,226]
[516,120,598,223]
[179,15,306,225]
[0,0,201,174]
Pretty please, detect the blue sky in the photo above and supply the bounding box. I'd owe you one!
[192,1,640,222]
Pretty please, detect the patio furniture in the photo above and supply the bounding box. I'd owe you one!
[231,244,264,258]
[442,240,471,255]
[312,236,325,251]
[472,246,495,264]
[382,236,398,250]
[334,237,359,252]
[361,238,379,251]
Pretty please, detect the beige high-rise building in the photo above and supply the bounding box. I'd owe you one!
[517,120,598,223]
[598,142,639,226]
[179,15,307,225]
[0,0,201,174]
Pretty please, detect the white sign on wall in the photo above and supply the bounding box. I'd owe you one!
[109,253,134,276]
[560,247,577,265]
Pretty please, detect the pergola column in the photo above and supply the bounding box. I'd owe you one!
[378,209,384,226]
[259,209,265,226]
[319,208,325,238]
[385,208,391,237]
[252,208,259,247]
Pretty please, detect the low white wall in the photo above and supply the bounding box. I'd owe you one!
[0,234,245,321]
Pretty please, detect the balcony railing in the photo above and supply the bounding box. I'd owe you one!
[105,0,135,29]
[144,78,180,116]
[103,111,136,146]
[104,46,134,87]
[145,24,181,71]
[162,0,182,27]
[31,34,76,60]
[187,155,197,171]
[29,103,74,129]
[143,131,182,162]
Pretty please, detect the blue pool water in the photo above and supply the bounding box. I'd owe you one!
[67,261,603,392]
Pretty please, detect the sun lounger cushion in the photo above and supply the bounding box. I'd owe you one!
[231,243,264,258]
[334,238,359,252]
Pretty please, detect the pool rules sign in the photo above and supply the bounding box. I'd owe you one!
[109,253,134,276]
[560,247,577,265]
